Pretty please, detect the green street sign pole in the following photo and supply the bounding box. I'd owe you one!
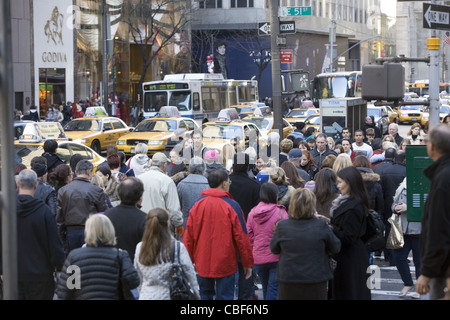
[279,6,312,17]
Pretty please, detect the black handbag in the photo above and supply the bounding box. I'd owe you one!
[117,249,136,300]
[169,240,198,300]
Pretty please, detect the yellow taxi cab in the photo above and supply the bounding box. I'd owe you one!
[242,108,294,139]
[395,104,424,124]
[420,105,450,126]
[14,122,104,170]
[202,109,263,152]
[116,106,200,157]
[230,102,266,116]
[63,116,133,154]
[284,107,320,126]
[239,105,272,120]
[304,113,321,133]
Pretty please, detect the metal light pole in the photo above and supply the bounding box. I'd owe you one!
[428,0,441,128]
[101,0,109,112]
[0,0,18,300]
[270,0,283,139]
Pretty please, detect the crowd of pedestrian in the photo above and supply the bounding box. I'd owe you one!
[4,117,450,301]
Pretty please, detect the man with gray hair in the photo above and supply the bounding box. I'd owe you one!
[177,157,210,230]
[56,160,108,254]
[137,152,184,238]
[13,169,65,299]
[416,124,450,299]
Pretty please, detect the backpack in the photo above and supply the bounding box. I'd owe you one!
[362,209,385,252]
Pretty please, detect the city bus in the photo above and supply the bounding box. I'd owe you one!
[408,80,450,97]
[142,73,259,122]
[311,71,362,107]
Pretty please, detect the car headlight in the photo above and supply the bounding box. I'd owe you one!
[148,140,164,145]
[116,140,126,145]
[422,116,428,120]
[401,113,408,117]
[80,138,90,144]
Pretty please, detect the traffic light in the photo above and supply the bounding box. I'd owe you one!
[379,40,384,51]
[373,40,379,52]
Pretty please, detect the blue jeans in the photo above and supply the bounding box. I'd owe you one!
[66,229,85,254]
[254,262,279,300]
[392,235,421,286]
[197,273,236,300]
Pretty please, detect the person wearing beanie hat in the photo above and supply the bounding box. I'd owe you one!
[31,156,56,215]
[256,170,270,183]
[137,152,184,238]
[204,149,226,178]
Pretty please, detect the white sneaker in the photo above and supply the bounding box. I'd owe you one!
[410,292,420,299]
[399,286,413,297]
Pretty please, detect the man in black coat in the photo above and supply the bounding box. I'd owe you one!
[31,160,56,216]
[42,139,65,174]
[14,169,65,299]
[104,177,147,263]
[310,133,338,169]
[372,147,396,175]
[229,153,260,300]
[416,124,450,299]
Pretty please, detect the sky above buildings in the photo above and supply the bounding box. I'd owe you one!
[380,0,397,17]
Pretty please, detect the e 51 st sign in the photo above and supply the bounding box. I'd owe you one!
[423,3,450,31]
[279,6,312,17]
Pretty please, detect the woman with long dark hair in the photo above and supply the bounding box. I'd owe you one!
[313,168,339,221]
[329,166,371,300]
[280,161,305,189]
[134,208,199,300]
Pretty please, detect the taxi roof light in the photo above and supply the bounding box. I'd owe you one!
[157,106,180,118]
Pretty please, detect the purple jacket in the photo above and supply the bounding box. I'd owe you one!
[246,202,288,265]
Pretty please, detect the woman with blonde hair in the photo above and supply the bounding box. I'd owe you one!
[405,122,425,145]
[56,214,140,299]
[270,188,341,300]
[269,166,296,211]
[134,208,199,300]
[332,153,353,173]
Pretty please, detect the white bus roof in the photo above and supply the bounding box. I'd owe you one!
[163,73,225,81]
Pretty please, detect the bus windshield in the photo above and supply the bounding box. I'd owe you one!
[312,72,362,107]
[169,91,191,111]
[143,92,167,113]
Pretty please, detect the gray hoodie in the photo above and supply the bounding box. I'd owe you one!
[128,154,150,176]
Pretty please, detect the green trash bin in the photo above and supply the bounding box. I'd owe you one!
[406,145,433,222]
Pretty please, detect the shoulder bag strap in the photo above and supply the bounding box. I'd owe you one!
[117,248,122,276]
[171,240,176,263]
[176,241,181,264]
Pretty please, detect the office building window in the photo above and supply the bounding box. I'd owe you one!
[231,0,254,8]
[199,0,222,8]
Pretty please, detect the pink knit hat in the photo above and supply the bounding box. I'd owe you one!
[204,149,219,161]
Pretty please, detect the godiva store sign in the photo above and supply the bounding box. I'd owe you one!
[34,0,74,105]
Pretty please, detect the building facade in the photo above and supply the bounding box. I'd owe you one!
[11,0,399,120]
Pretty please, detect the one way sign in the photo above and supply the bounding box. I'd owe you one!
[423,3,450,31]
[258,21,296,36]
[280,21,296,34]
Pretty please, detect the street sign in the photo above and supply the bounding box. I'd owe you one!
[279,6,312,17]
[280,21,296,34]
[258,22,270,36]
[281,49,293,63]
[258,21,296,35]
[423,3,450,31]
